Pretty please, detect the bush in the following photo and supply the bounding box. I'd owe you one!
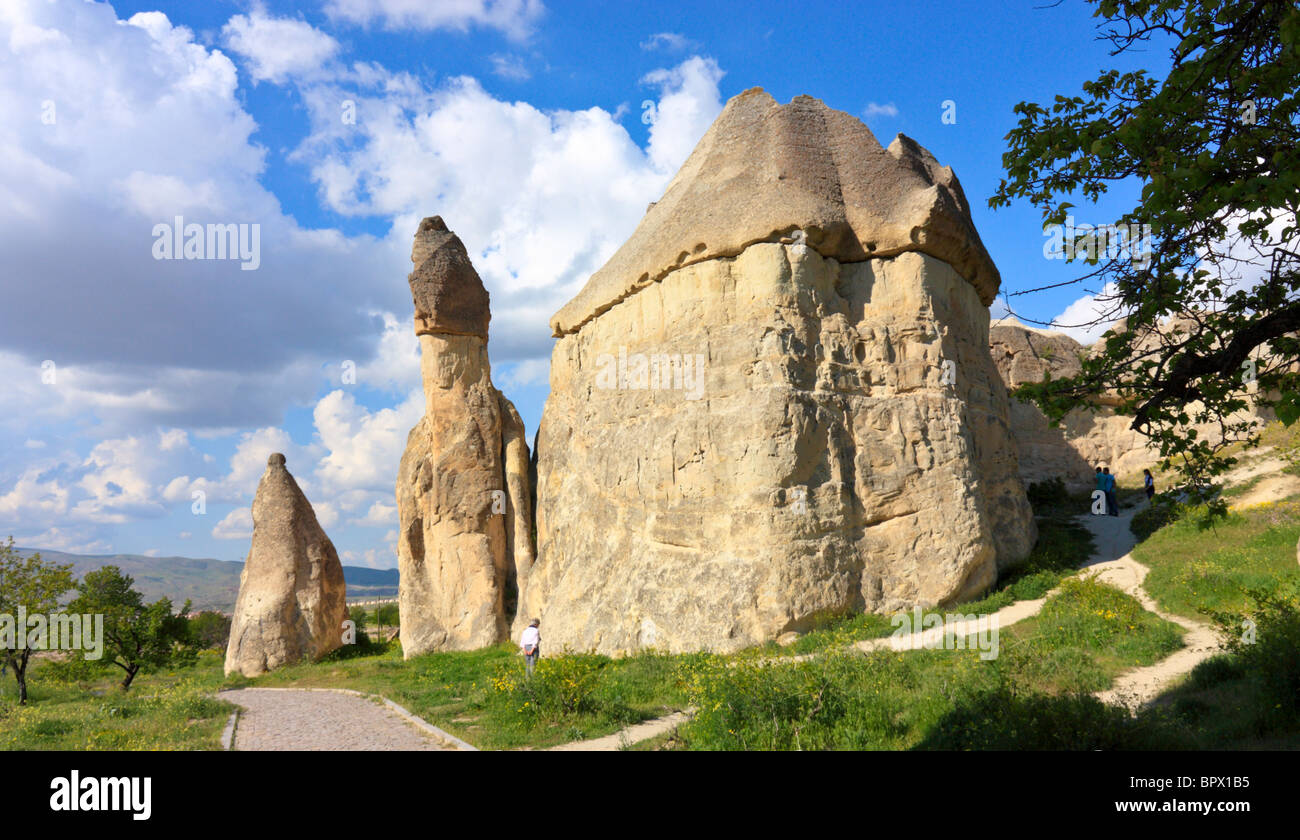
[917,684,1183,750]
[1130,494,1186,540]
[188,611,231,650]
[1208,579,1300,733]
[1026,477,1069,513]
[488,650,631,727]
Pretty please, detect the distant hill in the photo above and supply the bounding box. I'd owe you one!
[14,548,399,613]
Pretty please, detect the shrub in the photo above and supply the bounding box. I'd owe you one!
[1130,494,1185,540]
[917,683,1183,750]
[1026,477,1069,513]
[1208,579,1300,732]
[489,650,629,726]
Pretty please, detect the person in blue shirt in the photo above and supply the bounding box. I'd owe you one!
[1143,469,1155,502]
[1094,467,1106,515]
[1103,467,1118,516]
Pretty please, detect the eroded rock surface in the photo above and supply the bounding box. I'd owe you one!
[396,217,534,656]
[225,454,347,677]
[522,92,1036,654]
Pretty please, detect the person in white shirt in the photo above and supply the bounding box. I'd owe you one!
[520,619,541,677]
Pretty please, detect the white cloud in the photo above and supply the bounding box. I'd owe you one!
[489,53,530,80]
[1048,210,1299,345]
[1050,282,1122,344]
[0,468,69,521]
[863,102,899,119]
[212,507,253,540]
[314,389,423,494]
[12,527,111,555]
[640,32,696,52]
[324,0,545,40]
[497,358,550,389]
[640,57,725,175]
[222,9,340,84]
[0,4,409,435]
[354,500,397,527]
[292,55,726,365]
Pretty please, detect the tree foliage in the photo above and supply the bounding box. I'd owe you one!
[68,566,193,691]
[992,0,1300,509]
[0,536,75,704]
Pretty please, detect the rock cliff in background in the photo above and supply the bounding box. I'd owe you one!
[989,316,1274,490]
[224,454,347,677]
[396,216,534,657]
[521,90,1037,655]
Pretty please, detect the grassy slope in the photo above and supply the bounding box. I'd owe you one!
[1135,499,1300,619]
[0,651,233,750]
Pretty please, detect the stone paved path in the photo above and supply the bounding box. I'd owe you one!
[221,688,461,751]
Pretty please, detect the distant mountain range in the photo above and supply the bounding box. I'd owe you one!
[13,547,399,613]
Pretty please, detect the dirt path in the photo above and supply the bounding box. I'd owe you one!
[221,687,473,751]
[544,711,691,751]
[1076,507,1219,710]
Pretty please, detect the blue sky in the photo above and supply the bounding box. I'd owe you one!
[0,0,1166,567]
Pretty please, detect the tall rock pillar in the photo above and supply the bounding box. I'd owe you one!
[397,216,534,656]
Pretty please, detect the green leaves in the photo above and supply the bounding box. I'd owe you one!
[993,0,1300,502]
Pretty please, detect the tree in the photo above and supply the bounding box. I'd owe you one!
[992,0,1300,514]
[68,566,193,690]
[0,537,75,704]
[188,611,232,650]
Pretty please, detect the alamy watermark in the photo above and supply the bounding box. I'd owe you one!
[151,216,261,270]
[1,608,104,660]
[890,606,1000,660]
[595,346,706,400]
[1043,216,1152,267]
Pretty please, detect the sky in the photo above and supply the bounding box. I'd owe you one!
[0,0,1169,568]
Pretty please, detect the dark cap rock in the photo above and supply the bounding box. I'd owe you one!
[408,216,490,339]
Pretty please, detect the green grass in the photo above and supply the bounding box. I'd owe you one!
[673,577,1185,750]
[1133,498,1300,619]
[997,575,1184,694]
[0,650,233,750]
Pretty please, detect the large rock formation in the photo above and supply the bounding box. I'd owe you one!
[988,317,1129,489]
[224,454,348,677]
[396,216,534,657]
[520,89,1037,655]
[990,316,1275,490]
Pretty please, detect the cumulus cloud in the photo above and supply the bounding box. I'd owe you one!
[222,8,340,84]
[314,389,423,494]
[1048,282,1122,344]
[0,4,405,434]
[291,54,726,365]
[211,507,253,540]
[640,56,725,174]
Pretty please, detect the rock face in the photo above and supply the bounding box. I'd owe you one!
[396,217,534,657]
[988,318,1135,490]
[224,454,348,678]
[521,90,1036,655]
[989,316,1274,490]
